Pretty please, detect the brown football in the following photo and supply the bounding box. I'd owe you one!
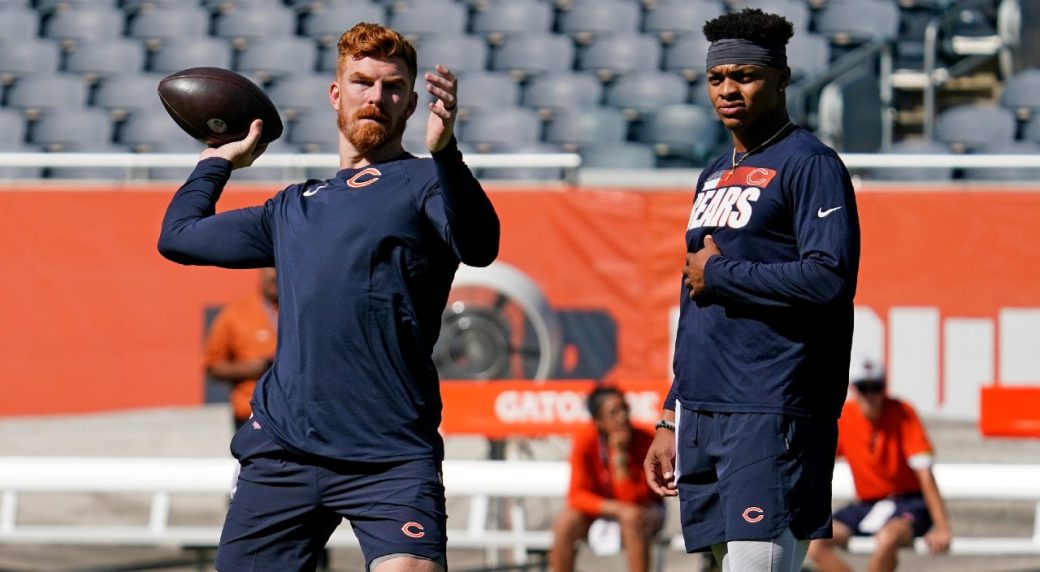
[157,67,283,146]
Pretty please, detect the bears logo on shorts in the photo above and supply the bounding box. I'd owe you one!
[742,506,765,523]
[401,521,425,538]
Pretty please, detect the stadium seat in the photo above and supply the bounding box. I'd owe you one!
[267,74,333,120]
[635,103,722,164]
[815,0,901,46]
[863,138,952,181]
[663,34,710,82]
[226,139,302,182]
[643,1,724,44]
[237,37,320,83]
[5,74,89,120]
[42,6,126,49]
[204,0,286,12]
[65,39,148,84]
[459,107,542,153]
[92,73,167,121]
[999,68,1040,122]
[577,34,662,82]
[299,3,388,48]
[521,72,603,118]
[36,0,118,11]
[1019,114,1040,145]
[0,140,44,180]
[213,6,297,50]
[0,109,28,146]
[416,35,489,77]
[458,72,521,118]
[934,104,1017,153]
[490,34,576,81]
[737,0,810,32]
[0,6,39,40]
[145,137,207,181]
[476,142,566,182]
[288,110,340,153]
[545,108,628,152]
[962,140,1040,182]
[29,108,114,151]
[0,39,61,86]
[44,142,133,181]
[604,71,689,119]
[389,1,467,41]
[786,33,831,82]
[579,142,657,169]
[471,0,554,45]
[149,37,234,74]
[558,0,640,45]
[121,0,189,12]
[118,112,199,152]
[401,104,430,156]
[127,6,211,50]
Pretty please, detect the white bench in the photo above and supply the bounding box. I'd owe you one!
[1,457,1039,567]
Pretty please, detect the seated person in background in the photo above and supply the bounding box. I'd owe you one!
[808,358,952,572]
[550,386,664,572]
[204,267,278,429]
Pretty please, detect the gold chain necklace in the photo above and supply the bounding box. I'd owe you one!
[730,121,794,169]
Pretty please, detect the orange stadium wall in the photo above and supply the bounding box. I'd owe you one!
[1,184,1039,425]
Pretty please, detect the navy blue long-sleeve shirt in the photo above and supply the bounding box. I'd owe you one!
[159,139,500,462]
[666,127,860,419]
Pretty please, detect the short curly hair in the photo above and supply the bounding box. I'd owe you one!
[703,8,794,44]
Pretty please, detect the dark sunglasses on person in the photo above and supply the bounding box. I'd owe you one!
[854,380,885,394]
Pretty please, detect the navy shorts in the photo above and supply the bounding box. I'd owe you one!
[834,493,933,537]
[674,405,838,552]
[215,420,447,572]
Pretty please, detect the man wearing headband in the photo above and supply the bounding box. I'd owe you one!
[644,9,860,571]
[807,358,951,572]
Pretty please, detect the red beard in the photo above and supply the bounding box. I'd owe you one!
[339,105,406,155]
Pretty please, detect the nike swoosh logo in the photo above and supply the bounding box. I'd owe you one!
[817,206,843,218]
[302,183,328,197]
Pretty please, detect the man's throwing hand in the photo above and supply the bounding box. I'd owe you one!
[683,234,722,299]
[200,119,266,170]
[425,65,457,153]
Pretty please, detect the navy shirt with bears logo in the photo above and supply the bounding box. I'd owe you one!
[159,139,499,462]
[666,126,860,420]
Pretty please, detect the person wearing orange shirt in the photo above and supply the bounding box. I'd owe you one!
[550,386,664,572]
[204,267,278,428]
[808,358,952,572]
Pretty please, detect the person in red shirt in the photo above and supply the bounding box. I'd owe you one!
[808,358,952,572]
[204,267,278,428]
[550,386,663,572]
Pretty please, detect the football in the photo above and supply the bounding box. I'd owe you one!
[157,67,284,147]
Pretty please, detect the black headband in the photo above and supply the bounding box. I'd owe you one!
[706,38,788,71]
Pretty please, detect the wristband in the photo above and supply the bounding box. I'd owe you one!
[655,419,676,432]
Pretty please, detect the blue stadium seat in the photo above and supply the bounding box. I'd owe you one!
[962,140,1040,182]
[36,0,118,11]
[786,33,831,82]
[204,0,286,11]
[65,39,148,84]
[402,105,430,156]
[0,109,28,146]
[558,0,641,45]
[815,0,901,46]
[471,0,555,45]
[389,1,467,42]
[237,37,320,83]
[299,3,388,48]
[288,110,340,153]
[477,142,567,182]
[0,6,39,40]
[30,108,114,150]
[149,37,234,74]
[934,104,1017,153]
[42,6,126,49]
[605,71,689,119]
[580,142,657,169]
[93,73,167,121]
[0,39,61,86]
[864,139,952,181]
[577,34,662,82]
[999,68,1040,122]
[491,34,576,81]
[213,6,297,50]
[459,107,542,153]
[635,103,722,164]
[417,35,489,77]
[127,6,211,50]
[545,108,628,151]
[521,72,603,118]
[118,112,199,152]
[738,0,810,32]
[643,1,724,44]
[5,74,89,120]
[1019,114,1040,145]
[459,72,521,118]
[122,0,190,12]
[267,74,333,120]
[145,137,207,181]
[44,142,132,181]
[663,34,710,82]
